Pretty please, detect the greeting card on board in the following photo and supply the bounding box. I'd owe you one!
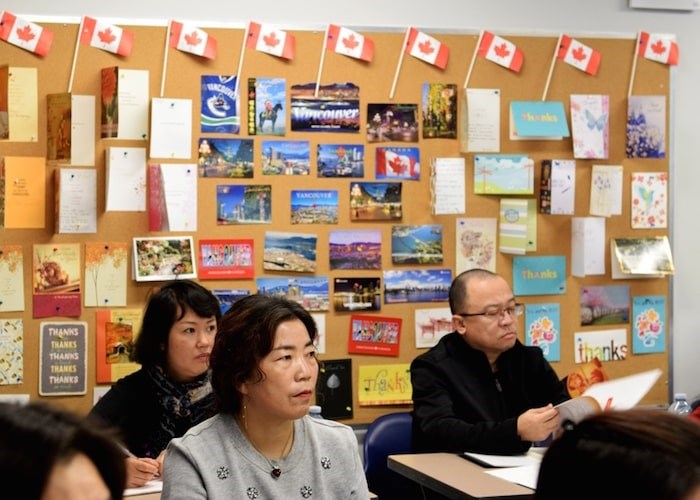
[455,218,497,273]
[149,98,192,159]
[525,303,560,362]
[348,314,401,357]
[315,358,353,420]
[574,329,627,364]
[95,308,143,383]
[463,88,500,153]
[105,147,147,212]
[626,95,665,159]
[198,239,254,280]
[133,236,196,282]
[499,199,536,255]
[84,242,128,308]
[512,255,566,296]
[631,172,667,229]
[414,306,452,349]
[540,159,575,215]
[0,66,38,142]
[101,67,149,140]
[32,244,81,318]
[55,168,97,234]
[0,318,23,385]
[510,101,570,140]
[0,245,25,312]
[570,94,609,159]
[589,165,622,217]
[2,156,45,229]
[571,217,605,277]
[39,321,87,395]
[358,363,412,406]
[473,155,534,195]
[632,295,666,354]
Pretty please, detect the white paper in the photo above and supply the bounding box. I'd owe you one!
[6,67,38,142]
[485,464,540,490]
[117,69,150,140]
[149,98,192,159]
[70,95,95,166]
[57,168,97,234]
[160,164,198,231]
[466,88,500,152]
[124,479,163,497]
[571,217,605,277]
[431,157,465,215]
[105,147,147,211]
[549,159,575,215]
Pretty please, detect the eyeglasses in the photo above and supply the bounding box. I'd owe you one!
[456,303,525,321]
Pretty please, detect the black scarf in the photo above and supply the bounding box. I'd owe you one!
[146,365,214,456]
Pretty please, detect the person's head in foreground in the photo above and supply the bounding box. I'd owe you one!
[535,408,700,500]
[210,293,319,418]
[0,401,126,500]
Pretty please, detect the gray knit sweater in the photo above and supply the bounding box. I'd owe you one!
[162,413,369,499]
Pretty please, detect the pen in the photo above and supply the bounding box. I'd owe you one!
[119,444,136,458]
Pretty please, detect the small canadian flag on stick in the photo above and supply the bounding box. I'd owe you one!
[246,21,295,60]
[0,10,53,56]
[638,31,679,66]
[80,16,134,57]
[405,27,449,69]
[169,21,217,60]
[326,24,374,62]
[557,35,601,76]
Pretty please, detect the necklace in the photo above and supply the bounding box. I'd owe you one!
[242,420,294,479]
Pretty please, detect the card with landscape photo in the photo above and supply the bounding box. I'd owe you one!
[133,236,196,282]
[329,229,381,270]
[366,103,419,143]
[263,231,317,273]
[261,140,310,175]
[197,138,253,178]
[212,289,251,314]
[383,269,451,304]
[256,276,330,312]
[317,143,364,178]
[291,189,338,224]
[349,182,402,221]
[216,184,271,225]
[391,224,443,264]
[580,285,630,326]
[333,276,382,312]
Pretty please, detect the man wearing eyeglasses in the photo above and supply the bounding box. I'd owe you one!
[411,268,570,455]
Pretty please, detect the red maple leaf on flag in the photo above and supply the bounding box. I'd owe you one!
[342,34,359,50]
[98,28,117,45]
[184,31,202,47]
[494,43,511,58]
[418,39,435,56]
[572,46,586,61]
[650,39,667,55]
[389,156,406,174]
[16,25,36,42]
[263,32,280,48]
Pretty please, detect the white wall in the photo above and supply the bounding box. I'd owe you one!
[8,0,700,402]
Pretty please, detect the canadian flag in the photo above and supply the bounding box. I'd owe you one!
[0,11,53,57]
[80,16,134,57]
[405,27,449,70]
[558,35,601,76]
[376,148,419,179]
[478,31,523,73]
[638,31,679,66]
[247,21,295,60]
[326,24,374,62]
[169,21,217,60]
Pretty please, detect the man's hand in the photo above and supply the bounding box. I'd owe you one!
[125,456,161,488]
[517,404,560,442]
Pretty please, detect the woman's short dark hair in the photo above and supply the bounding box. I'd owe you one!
[0,401,126,499]
[210,294,318,414]
[132,280,222,366]
[535,408,700,499]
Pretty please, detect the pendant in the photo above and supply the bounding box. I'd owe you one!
[271,466,282,479]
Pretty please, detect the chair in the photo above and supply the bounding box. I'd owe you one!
[363,412,421,500]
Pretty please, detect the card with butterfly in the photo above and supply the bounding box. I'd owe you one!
[570,94,609,159]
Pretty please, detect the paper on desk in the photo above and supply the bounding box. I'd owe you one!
[124,479,163,497]
[485,464,540,490]
[462,450,542,468]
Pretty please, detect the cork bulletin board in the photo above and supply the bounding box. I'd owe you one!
[0,20,671,423]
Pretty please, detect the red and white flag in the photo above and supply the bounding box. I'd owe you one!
[246,21,295,60]
[405,27,449,70]
[326,24,374,62]
[376,149,418,178]
[80,16,134,57]
[558,35,601,76]
[0,11,53,57]
[169,21,217,60]
[638,31,679,66]
[478,31,523,72]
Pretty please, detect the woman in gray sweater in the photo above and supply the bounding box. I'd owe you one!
[162,294,369,499]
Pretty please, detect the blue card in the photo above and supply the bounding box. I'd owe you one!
[510,101,570,139]
[513,256,567,296]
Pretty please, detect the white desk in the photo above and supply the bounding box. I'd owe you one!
[388,453,534,500]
